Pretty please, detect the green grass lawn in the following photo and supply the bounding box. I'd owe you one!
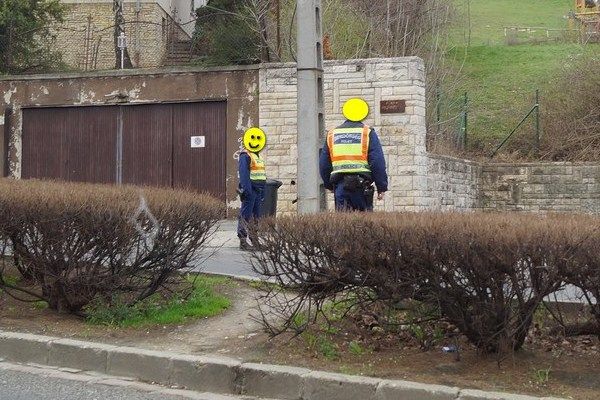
[441,0,598,154]
[86,274,232,328]
[451,0,574,46]
[448,43,591,150]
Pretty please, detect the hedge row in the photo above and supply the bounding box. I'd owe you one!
[251,212,600,353]
[0,179,224,314]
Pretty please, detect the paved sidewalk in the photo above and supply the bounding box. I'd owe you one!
[198,220,258,279]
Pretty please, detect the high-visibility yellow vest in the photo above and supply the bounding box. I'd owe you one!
[247,151,266,182]
[327,126,371,177]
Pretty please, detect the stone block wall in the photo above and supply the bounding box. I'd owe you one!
[480,163,600,213]
[259,57,428,214]
[424,156,600,214]
[425,154,481,210]
[54,2,176,70]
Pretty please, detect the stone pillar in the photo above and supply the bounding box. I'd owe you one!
[259,57,428,214]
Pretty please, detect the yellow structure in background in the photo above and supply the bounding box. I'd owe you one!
[571,0,600,42]
[576,0,599,12]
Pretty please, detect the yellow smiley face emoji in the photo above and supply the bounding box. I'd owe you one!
[342,98,370,122]
[243,127,267,153]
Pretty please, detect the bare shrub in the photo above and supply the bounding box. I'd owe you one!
[274,0,461,152]
[538,55,600,161]
[249,214,424,335]
[418,213,583,353]
[341,0,461,151]
[0,179,224,314]
[559,232,600,337]
[250,212,596,353]
[344,0,455,59]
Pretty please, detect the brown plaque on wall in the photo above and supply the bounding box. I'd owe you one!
[380,100,406,114]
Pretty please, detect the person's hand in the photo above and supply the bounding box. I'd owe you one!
[377,192,385,200]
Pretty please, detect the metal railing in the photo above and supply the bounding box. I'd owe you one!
[430,89,544,157]
[490,90,540,158]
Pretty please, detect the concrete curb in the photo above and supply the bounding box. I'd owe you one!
[0,331,565,400]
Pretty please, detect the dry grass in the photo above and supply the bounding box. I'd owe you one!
[538,56,600,161]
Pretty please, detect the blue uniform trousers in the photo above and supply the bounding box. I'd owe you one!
[334,183,370,212]
[237,182,265,238]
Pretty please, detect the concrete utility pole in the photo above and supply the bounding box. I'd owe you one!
[296,0,325,214]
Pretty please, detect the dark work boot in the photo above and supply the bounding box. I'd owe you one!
[239,238,253,251]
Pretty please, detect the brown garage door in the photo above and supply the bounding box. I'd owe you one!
[21,102,227,198]
[121,104,173,188]
[22,106,118,184]
[172,102,227,199]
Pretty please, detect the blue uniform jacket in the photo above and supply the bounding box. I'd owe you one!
[319,121,388,193]
[238,152,254,194]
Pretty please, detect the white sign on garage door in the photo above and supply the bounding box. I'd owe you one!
[190,136,206,148]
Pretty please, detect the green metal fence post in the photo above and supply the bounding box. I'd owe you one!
[436,87,441,135]
[535,89,540,155]
[463,92,468,149]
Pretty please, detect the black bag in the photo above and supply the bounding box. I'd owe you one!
[342,175,363,192]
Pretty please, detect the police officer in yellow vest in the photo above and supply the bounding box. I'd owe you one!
[319,98,388,211]
[237,127,267,250]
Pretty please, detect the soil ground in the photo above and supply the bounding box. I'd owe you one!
[1,278,598,400]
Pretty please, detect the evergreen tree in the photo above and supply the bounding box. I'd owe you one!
[192,0,267,66]
[0,0,65,74]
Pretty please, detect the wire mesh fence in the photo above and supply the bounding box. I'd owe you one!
[188,0,456,65]
[427,89,544,160]
[427,90,468,153]
[12,0,593,164]
[50,1,194,71]
[503,26,580,46]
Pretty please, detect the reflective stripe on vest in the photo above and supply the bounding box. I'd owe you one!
[248,152,266,181]
[327,126,371,176]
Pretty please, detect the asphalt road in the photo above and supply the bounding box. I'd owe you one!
[0,369,165,400]
[0,362,249,400]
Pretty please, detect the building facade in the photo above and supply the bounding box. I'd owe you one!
[2,58,600,216]
[54,0,202,70]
